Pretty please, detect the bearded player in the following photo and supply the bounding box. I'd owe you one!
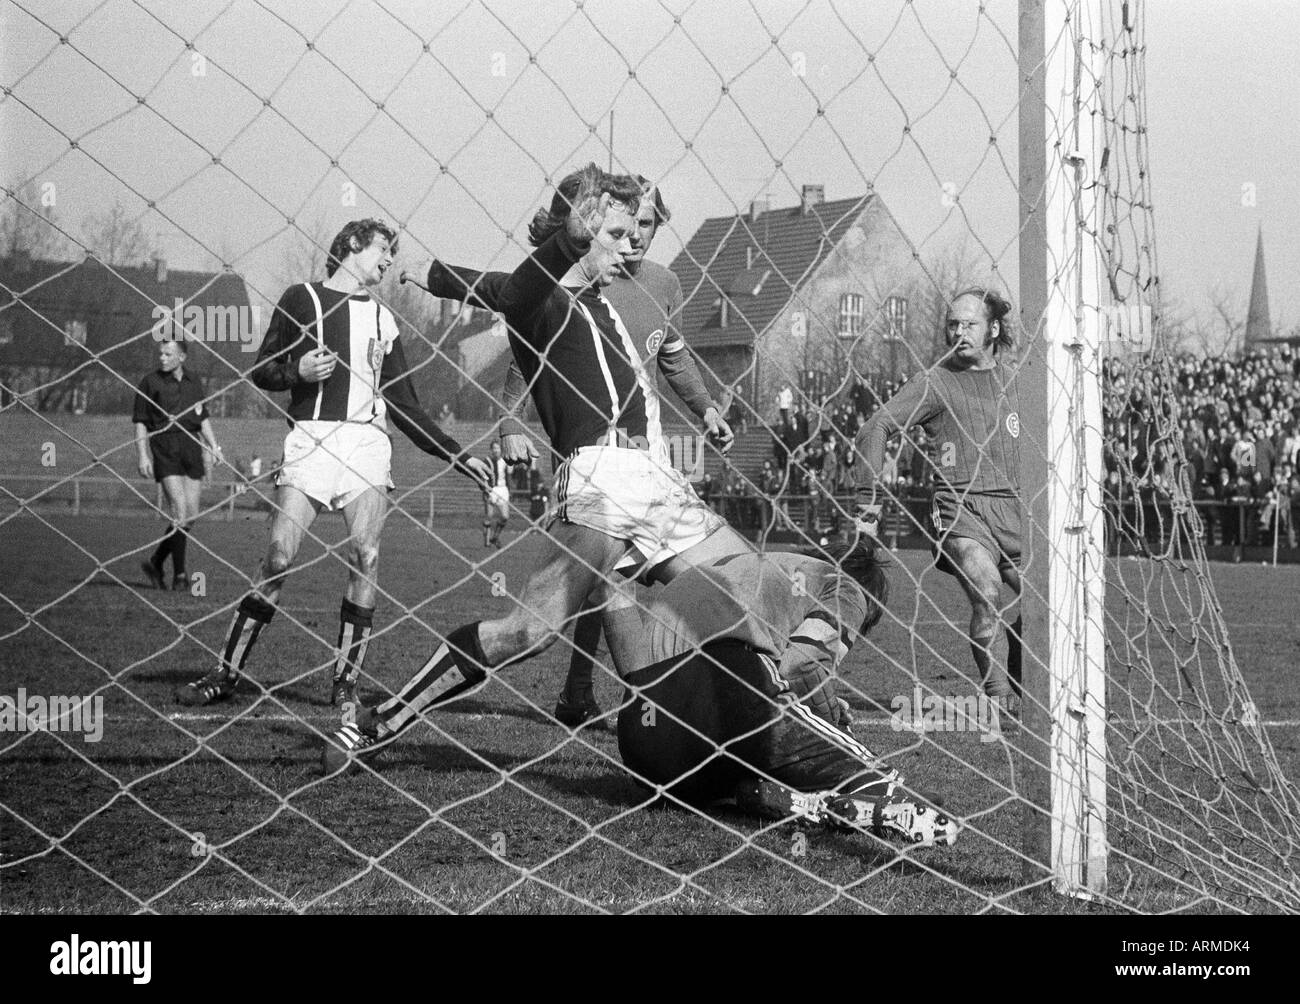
[617,542,957,847]
[321,165,755,767]
[176,219,489,714]
[448,178,737,729]
[854,288,1022,711]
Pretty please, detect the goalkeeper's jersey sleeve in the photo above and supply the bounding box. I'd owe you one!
[635,552,867,669]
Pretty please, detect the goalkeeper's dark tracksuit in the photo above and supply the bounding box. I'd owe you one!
[616,552,899,806]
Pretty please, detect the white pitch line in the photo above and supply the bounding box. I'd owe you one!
[62,713,1300,729]
[847,716,1300,728]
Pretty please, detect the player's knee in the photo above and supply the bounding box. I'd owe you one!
[976,583,1001,613]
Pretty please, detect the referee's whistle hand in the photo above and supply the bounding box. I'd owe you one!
[298,347,337,383]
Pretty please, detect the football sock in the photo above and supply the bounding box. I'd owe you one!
[973,627,1014,699]
[561,605,603,706]
[1006,615,1023,697]
[219,594,276,680]
[150,530,175,570]
[333,599,374,686]
[375,622,488,738]
[171,526,189,577]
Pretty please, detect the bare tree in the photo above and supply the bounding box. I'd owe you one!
[1205,282,1245,358]
[904,237,992,369]
[273,213,333,290]
[83,200,151,266]
[1,178,71,259]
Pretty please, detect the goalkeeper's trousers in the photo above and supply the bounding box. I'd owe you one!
[616,639,898,806]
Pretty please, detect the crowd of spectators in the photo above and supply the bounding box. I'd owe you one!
[1105,345,1300,549]
[706,378,936,535]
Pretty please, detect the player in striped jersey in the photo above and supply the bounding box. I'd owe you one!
[321,166,754,769]
[481,440,510,549]
[176,220,490,713]
[854,289,1023,712]
[617,543,956,846]
[442,178,739,729]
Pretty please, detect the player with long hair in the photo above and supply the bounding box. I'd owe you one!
[854,288,1023,713]
[440,175,738,729]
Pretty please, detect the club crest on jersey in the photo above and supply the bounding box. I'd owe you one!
[367,337,384,376]
[645,328,666,356]
[1005,412,1021,438]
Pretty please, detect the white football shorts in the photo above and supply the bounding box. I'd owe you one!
[553,445,724,571]
[485,485,510,523]
[276,420,393,511]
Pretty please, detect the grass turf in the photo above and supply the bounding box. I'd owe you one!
[1,508,1297,914]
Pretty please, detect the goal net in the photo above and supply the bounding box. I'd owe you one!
[1,0,1297,914]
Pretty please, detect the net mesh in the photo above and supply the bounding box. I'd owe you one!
[2,0,1297,914]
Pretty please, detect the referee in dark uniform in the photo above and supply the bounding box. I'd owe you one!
[133,339,223,590]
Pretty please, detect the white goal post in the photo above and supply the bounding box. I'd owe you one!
[1019,0,1110,898]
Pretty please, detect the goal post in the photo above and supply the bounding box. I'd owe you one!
[1019,0,1109,898]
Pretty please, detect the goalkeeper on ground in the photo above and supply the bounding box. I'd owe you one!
[613,542,957,847]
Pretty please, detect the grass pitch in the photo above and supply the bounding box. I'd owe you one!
[2,506,1297,914]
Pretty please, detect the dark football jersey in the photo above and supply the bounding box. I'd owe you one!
[856,359,1022,496]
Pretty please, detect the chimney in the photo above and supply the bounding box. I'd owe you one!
[800,184,824,214]
[153,253,167,284]
[748,198,768,222]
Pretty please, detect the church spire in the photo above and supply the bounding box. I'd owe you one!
[1245,225,1271,348]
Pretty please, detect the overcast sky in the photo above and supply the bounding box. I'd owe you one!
[2,0,1296,331]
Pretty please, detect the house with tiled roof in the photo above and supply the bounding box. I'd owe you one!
[668,185,921,418]
[0,253,253,415]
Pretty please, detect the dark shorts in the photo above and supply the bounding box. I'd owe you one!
[150,432,205,482]
[617,639,887,806]
[930,490,1022,575]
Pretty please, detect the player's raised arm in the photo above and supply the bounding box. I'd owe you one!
[423,261,508,312]
[492,227,588,326]
[381,336,489,485]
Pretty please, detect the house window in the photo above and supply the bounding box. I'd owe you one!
[838,293,864,338]
[64,319,87,347]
